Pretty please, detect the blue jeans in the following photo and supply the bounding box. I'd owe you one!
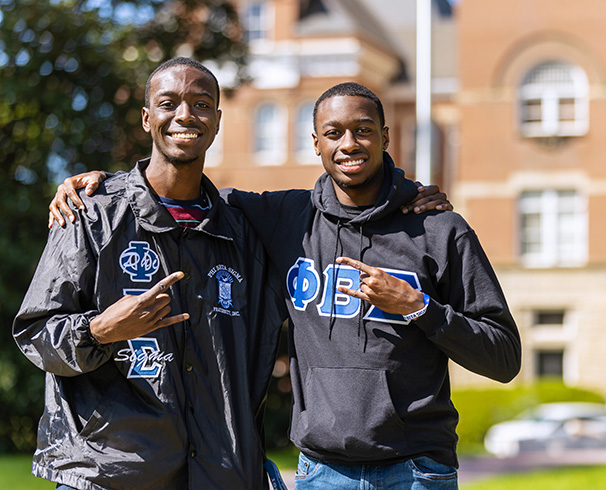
[56,485,77,490]
[294,453,458,490]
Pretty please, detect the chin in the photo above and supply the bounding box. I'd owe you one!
[166,156,199,165]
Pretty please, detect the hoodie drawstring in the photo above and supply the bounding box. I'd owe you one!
[330,220,368,351]
[357,224,368,351]
[328,219,343,340]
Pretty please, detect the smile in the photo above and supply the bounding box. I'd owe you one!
[168,132,200,140]
[338,159,365,167]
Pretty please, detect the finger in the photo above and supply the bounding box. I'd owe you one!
[151,293,172,310]
[64,183,86,211]
[413,194,450,213]
[415,181,425,192]
[155,313,190,329]
[417,184,438,197]
[85,181,100,196]
[436,202,454,211]
[336,257,375,275]
[152,303,173,322]
[337,285,368,301]
[48,201,66,228]
[57,195,77,223]
[148,271,186,296]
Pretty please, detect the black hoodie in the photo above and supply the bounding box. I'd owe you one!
[224,155,521,467]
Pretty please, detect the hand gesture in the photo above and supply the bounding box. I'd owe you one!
[90,271,189,344]
[48,171,107,228]
[401,181,453,214]
[336,257,425,316]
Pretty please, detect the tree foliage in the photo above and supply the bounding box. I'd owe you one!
[0,0,247,453]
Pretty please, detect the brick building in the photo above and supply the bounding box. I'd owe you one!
[203,0,606,396]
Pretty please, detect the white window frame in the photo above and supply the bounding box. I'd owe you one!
[253,102,287,166]
[519,190,587,268]
[243,1,272,45]
[294,101,318,165]
[518,61,589,138]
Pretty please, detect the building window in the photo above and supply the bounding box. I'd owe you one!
[244,2,269,44]
[536,350,564,379]
[295,102,317,164]
[253,102,286,165]
[518,61,589,138]
[519,190,587,267]
[534,310,565,326]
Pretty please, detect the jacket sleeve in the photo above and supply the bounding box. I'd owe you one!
[13,213,113,376]
[220,188,306,257]
[414,229,521,383]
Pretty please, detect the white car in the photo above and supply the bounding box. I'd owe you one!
[484,402,606,458]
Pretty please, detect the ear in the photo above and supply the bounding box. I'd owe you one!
[382,126,390,150]
[312,133,320,155]
[215,109,222,135]
[142,107,151,133]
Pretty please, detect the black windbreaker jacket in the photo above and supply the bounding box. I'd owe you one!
[13,160,286,490]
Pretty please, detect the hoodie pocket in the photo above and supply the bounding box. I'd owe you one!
[292,367,407,459]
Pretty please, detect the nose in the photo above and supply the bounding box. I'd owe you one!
[175,101,194,123]
[340,130,359,153]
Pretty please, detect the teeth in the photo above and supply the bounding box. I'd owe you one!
[339,159,364,167]
[170,133,199,139]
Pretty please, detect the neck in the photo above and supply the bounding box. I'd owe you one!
[333,166,385,207]
[145,152,205,200]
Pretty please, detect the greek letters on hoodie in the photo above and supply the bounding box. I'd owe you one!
[223,155,521,468]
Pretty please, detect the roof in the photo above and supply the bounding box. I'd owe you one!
[296,0,402,57]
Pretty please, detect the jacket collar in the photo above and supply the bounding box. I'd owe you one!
[126,158,234,240]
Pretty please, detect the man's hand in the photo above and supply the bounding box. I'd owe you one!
[48,171,107,228]
[336,257,425,316]
[90,271,189,344]
[401,182,453,214]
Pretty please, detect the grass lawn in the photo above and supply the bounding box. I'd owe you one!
[461,465,606,490]
[267,445,300,471]
[0,455,54,489]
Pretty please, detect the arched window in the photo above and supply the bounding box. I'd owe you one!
[295,102,317,164]
[518,61,589,138]
[254,102,286,165]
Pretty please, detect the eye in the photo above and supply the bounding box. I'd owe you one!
[195,101,210,109]
[324,129,341,138]
[158,100,175,109]
[356,127,372,135]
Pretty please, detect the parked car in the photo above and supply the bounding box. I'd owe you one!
[484,402,606,458]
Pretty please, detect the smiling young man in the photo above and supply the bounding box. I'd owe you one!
[221,82,522,489]
[14,58,286,490]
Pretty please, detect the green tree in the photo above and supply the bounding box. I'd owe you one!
[0,0,246,453]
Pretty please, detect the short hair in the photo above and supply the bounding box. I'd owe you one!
[313,82,385,132]
[144,57,220,108]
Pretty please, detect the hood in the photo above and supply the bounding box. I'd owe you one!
[310,152,418,346]
[311,152,418,223]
